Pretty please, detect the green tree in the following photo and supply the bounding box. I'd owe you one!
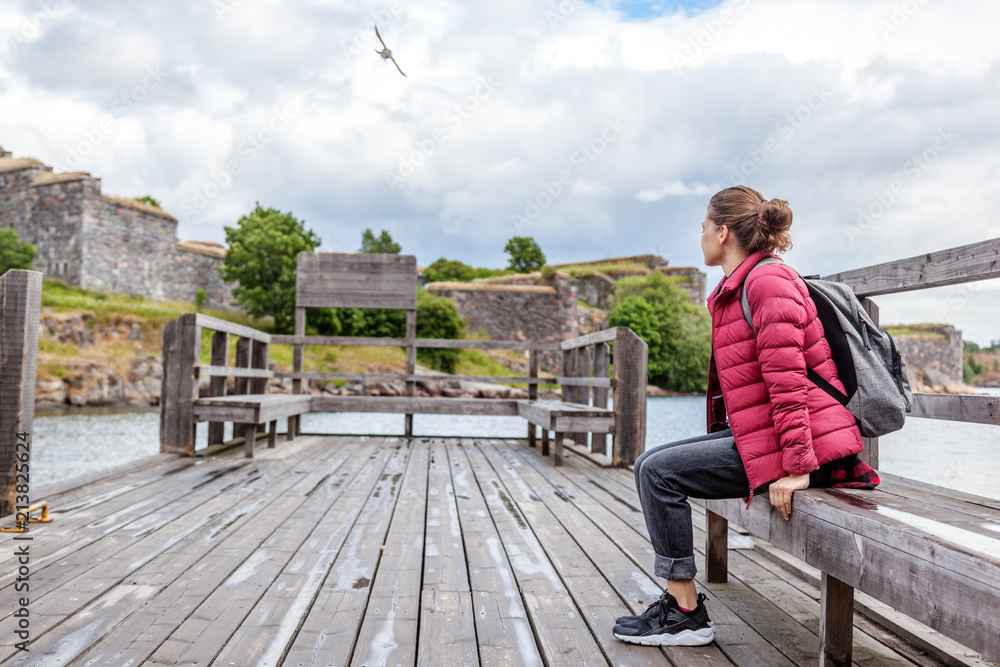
[504,237,546,273]
[609,272,711,393]
[220,204,320,333]
[0,228,36,276]
[136,195,161,208]
[360,228,401,254]
[194,287,207,310]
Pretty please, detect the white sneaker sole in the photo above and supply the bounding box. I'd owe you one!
[614,626,715,647]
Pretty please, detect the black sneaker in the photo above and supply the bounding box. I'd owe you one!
[615,590,674,625]
[613,593,715,646]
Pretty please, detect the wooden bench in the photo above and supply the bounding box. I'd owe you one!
[161,252,650,467]
[697,237,1000,666]
[518,400,615,466]
[193,394,312,457]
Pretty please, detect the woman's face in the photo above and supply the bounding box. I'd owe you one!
[701,209,724,267]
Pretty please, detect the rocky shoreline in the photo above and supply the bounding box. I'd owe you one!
[34,356,562,408]
[33,309,993,409]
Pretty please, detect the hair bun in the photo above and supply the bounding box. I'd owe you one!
[757,198,792,232]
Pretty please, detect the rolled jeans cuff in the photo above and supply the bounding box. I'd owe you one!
[654,553,696,581]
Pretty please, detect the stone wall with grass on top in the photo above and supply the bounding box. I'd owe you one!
[0,146,237,310]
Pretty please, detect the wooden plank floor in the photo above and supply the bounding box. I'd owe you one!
[1,435,994,667]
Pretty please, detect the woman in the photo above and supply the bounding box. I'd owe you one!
[613,185,878,647]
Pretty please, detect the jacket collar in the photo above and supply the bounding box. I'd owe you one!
[707,250,779,310]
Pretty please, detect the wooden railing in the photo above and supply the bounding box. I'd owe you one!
[161,312,648,464]
[819,236,1000,467]
[0,270,42,516]
[559,327,648,466]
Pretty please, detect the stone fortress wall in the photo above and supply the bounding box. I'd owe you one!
[891,324,965,389]
[0,146,236,310]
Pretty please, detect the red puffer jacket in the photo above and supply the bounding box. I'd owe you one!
[705,251,864,493]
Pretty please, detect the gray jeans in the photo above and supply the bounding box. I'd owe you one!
[634,428,759,581]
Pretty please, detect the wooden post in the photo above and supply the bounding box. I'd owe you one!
[160,314,198,455]
[404,309,416,438]
[859,298,879,470]
[613,327,648,467]
[0,270,42,517]
[561,349,572,406]
[572,346,593,448]
[251,337,269,436]
[244,420,257,458]
[233,337,250,440]
[592,342,610,456]
[267,420,277,448]
[819,572,855,667]
[528,349,538,447]
[207,331,228,445]
[293,306,305,436]
[541,429,550,456]
[554,431,564,466]
[705,511,728,583]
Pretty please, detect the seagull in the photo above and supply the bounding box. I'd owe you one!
[374,25,406,77]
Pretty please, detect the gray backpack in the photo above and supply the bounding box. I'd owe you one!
[741,257,912,438]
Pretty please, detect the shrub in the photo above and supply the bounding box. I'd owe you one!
[416,289,465,373]
[423,258,510,283]
[195,287,206,310]
[303,289,466,373]
[0,228,36,276]
[609,272,711,393]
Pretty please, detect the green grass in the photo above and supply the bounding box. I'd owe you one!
[44,277,270,326]
[884,324,950,341]
[554,261,651,277]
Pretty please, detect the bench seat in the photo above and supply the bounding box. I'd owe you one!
[194,394,312,457]
[518,399,615,465]
[696,474,1000,664]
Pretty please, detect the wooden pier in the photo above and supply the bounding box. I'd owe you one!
[1,434,993,666]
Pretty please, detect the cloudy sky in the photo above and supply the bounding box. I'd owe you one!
[2,0,999,343]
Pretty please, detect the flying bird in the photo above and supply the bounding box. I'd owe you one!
[374,25,406,77]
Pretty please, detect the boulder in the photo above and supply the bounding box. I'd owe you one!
[40,310,95,347]
[64,363,136,406]
[36,378,67,406]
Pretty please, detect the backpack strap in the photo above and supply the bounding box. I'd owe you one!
[740,258,850,408]
[740,257,783,333]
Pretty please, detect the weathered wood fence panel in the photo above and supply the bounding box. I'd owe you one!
[0,270,42,517]
[824,236,1000,297]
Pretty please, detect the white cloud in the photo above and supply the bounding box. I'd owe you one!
[2,0,1000,342]
[635,179,715,201]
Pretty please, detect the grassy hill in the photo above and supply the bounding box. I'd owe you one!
[37,278,521,388]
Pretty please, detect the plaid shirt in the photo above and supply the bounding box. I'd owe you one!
[809,454,880,489]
